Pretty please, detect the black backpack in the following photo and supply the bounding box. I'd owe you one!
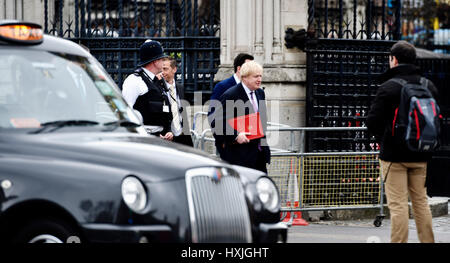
[391,77,441,152]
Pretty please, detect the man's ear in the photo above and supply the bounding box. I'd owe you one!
[391,55,398,66]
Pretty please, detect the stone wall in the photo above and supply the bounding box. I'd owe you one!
[212,0,308,152]
[3,0,310,152]
[0,0,50,26]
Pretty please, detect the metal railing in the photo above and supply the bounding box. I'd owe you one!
[190,111,385,226]
[191,111,213,151]
[45,0,220,103]
[190,111,374,153]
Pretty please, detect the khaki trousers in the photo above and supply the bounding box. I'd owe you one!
[380,160,435,243]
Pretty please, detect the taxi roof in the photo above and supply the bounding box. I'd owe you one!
[37,34,92,57]
[0,20,92,58]
[0,34,92,59]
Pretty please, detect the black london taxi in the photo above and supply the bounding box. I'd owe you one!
[0,21,287,243]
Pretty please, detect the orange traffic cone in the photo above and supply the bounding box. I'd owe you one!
[281,201,292,222]
[281,211,291,222]
[291,201,308,226]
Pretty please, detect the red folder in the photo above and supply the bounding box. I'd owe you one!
[227,112,264,140]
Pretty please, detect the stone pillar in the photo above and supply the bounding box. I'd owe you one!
[0,0,53,29]
[213,0,308,152]
[1,0,22,20]
[23,1,48,27]
[254,0,264,58]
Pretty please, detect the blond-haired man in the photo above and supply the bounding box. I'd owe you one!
[214,61,270,173]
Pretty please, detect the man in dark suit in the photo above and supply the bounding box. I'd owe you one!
[210,53,254,102]
[161,56,193,146]
[214,61,270,173]
[122,40,172,137]
[209,53,254,155]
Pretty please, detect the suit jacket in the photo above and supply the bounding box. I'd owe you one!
[215,83,271,168]
[209,75,238,152]
[210,75,237,101]
[172,82,192,139]
[133,68,172,135]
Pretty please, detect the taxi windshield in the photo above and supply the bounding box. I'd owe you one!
[0,49,138,130]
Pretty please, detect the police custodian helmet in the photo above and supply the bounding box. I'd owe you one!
[138,39,168,67]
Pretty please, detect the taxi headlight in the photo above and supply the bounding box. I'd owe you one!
[121,176,147,213]
[256,177,279,212]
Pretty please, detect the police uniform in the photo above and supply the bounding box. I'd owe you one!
[122,40,171,136]
[123,68,172,136]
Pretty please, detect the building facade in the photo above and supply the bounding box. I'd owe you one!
[1,0,308,151]
[216,0,307,150]
[2,0,448,153]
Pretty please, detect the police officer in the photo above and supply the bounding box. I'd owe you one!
[122,40,174,140]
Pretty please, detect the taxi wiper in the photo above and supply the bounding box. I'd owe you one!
[30,120,100,134]
[102,120,141,131]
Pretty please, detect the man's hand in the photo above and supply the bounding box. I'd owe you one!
[160,132,174,141]
[236,132,250,144]
[155,72,163,80]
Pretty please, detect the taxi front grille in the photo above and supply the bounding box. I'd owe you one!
[186,174,252,243]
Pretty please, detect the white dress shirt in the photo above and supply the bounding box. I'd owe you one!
[165,80,180,105]
[233,73,240,85]
[165,80,183,136]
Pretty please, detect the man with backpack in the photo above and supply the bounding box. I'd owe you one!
[367,41,440,243]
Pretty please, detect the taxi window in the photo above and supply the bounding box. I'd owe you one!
[0,49,131,129]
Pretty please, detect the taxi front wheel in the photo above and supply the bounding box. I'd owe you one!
[12,218,79,243]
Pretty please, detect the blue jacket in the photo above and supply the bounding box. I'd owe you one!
[208,75,238,152]
[210,75,237,102]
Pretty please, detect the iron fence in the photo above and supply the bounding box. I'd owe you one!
[308,0,401,40]
[44,0,220,103]
[305,39,393,152]
[308,0,449,53]
[305,38,450,152]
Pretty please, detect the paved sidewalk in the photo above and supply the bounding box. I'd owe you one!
[287,200,450,243]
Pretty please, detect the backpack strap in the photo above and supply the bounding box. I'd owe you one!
[390,77,429,88]
[419,77,428,87]
[389,77,432,96]
[389,77,408,86]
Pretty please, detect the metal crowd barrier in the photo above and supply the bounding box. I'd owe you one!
[269,151,384,227]
[190,111,214,152]
[190,112,385,227]
[190,111,293,154]
[264,126,385,227]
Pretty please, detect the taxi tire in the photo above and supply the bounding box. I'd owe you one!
[12,218,78,243]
